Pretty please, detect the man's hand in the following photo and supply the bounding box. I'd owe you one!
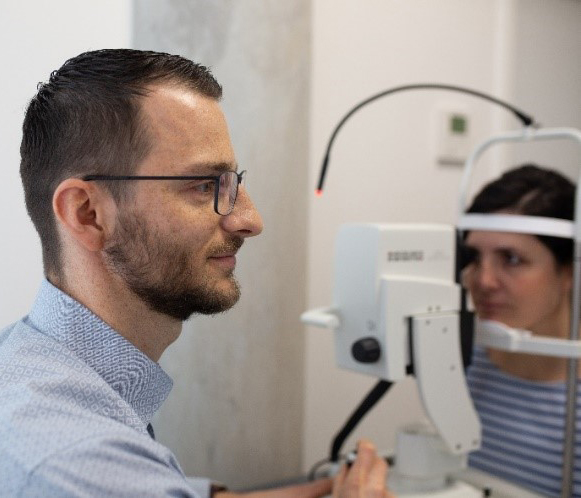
[332,440,394,498]
[215,478,333,498]
[216,439,394,498]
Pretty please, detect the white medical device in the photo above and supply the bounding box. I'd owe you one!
[303,224,483,496]
[303,126,581,497]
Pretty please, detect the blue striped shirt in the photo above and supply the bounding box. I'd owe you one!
[466,346,581,497]
[0,279,212,497]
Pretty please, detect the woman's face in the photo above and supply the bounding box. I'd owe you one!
[462,230,572,336]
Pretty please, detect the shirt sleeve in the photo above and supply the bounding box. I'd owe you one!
[186,478,216,498]
[22,435,208,498]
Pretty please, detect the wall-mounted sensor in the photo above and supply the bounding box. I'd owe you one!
[436,109,472,166]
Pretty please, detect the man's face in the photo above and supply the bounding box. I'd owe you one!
[104,84,263,320]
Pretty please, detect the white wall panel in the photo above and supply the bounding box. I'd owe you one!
[0,1,131,324]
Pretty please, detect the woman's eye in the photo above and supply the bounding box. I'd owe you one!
[502,251,522,266]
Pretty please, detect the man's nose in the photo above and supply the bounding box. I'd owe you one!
[220,186,263,237]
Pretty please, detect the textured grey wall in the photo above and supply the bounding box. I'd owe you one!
[133,0,311,490]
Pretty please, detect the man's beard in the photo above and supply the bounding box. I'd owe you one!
[103,211,243,321]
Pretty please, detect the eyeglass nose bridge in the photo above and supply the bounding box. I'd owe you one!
[215,170,246,216]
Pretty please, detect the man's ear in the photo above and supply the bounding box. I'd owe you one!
[52,179,116,252]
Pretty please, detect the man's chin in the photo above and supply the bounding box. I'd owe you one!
[129,278,241,321]
[183,280,241,318]
[151,294,238,321]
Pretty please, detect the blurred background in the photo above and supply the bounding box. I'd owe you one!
[1,0,580,490]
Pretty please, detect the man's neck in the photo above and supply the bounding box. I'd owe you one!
[50,269,182,362]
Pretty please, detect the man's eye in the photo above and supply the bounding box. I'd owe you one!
[192,181,215,194]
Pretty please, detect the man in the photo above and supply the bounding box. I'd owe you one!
[0,49,390,497]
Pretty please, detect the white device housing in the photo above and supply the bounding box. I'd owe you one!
[302,223,480,457]
[332,223,455,380]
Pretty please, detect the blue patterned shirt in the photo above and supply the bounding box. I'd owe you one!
[0,279,212,497]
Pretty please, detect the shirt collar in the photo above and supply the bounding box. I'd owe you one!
[27,279,173,425]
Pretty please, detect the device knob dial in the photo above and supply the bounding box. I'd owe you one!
[351,337,381,363]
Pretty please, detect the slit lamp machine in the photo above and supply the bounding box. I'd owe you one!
[301,85,581,497]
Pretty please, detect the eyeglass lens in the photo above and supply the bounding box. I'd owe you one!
[217,171,242,215]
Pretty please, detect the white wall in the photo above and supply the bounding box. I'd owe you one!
[0,1,131,324]
[303,0,581,471]
[506,0,581,178]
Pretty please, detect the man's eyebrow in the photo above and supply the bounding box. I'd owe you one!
[181,162,238,175]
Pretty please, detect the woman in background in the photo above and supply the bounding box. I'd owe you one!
[462,164,581,497]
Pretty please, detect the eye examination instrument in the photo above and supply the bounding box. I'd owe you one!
[302,84,581,497]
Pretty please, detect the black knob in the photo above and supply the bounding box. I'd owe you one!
[351,337,381,363]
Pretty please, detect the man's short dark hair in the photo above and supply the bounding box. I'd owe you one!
[20,48,223,278]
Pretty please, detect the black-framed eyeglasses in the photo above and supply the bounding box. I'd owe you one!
[82,170,246,216]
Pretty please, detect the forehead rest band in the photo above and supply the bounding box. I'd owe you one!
[458,213,574,239]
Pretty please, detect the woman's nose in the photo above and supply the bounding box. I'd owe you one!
[474,261,501,289]
[463,260,501,291]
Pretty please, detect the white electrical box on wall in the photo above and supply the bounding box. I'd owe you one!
[436,108,472,166]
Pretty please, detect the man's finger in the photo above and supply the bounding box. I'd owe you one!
[332,463,348,497]
[366,456,388,496]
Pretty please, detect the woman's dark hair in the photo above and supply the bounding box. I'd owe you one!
[466,164,575,266]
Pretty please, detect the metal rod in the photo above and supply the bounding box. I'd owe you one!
[561,241,581,498]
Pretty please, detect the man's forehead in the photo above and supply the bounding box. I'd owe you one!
[178,161,238,175]
[135,83,234,176]
[143,82,201,102]
[140,86,219,122]
[138,82,215,123]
